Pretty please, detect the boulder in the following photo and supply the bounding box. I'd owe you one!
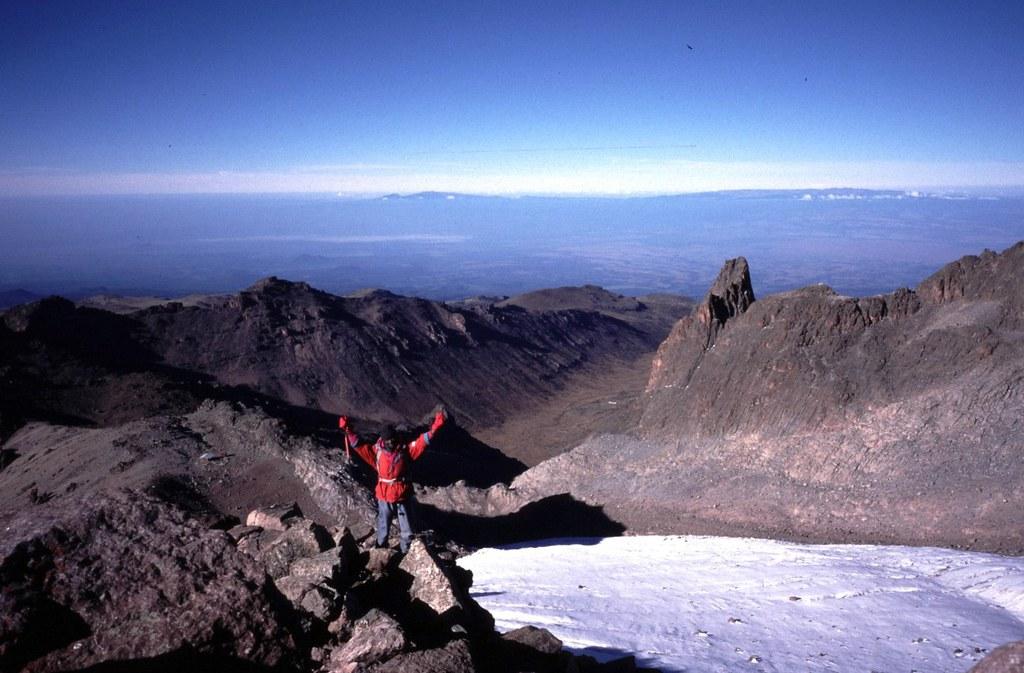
[368,638,475,672]
[498,626,568,673]
[0,493,301,673]
[398,539,464,619]
[328,609,407,672]
[502,625,563,655]
[331,525,362,568]
[245,502,303,530]
[226,524,263,543]
[327,592,364,639]
[971,641,1024,673]
[695,256,755,348]
[290,545,350,587]
[254,518,335,579]
[365,547,400,577]
[235,526,282,555]
[273,575,340,622]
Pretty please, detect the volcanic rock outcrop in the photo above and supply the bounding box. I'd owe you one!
[501,243,1024,552]
[134,279,689,463]
[1,495,652,673]
[0,494,303,673]
[135,279,660,425]
[0,400,375,535]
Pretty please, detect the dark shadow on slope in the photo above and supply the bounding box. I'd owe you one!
[1,297,528,490]
[413,425,526,488]
[567,646,669,673]
[65,647,284,673]
[145,474,224,527]
[0,448,20,473]
[417,494,625,548]
[0,597,90,673]
[337,422,527,490]
[3,297,158,370]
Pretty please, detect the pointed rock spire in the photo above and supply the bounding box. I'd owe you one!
[696,257,755,348]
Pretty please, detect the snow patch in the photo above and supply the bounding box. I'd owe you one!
[461,535,1024,673]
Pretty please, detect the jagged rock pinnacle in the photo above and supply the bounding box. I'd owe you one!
[696,256,755,348]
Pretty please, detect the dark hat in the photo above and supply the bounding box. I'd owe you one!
[379,425,397,444]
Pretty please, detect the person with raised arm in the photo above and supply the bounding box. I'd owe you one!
[338,408,447,553]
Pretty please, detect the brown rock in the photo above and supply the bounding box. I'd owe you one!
[328,609,406,671]
[502,625,563,655]
[368,638,475,672]
[696,256,755,348]
[498,626,569,673]
[254,518,334,579]
[226,524,263,543]
[971,641,1024,673]
[245,502,303,530]
[290,545,350,587]
[365,547,400,577]
[0,493,300,673]
[398,539,464,619]
[235,526,282,555]
[273,575,340,622]
[327,593,363,639]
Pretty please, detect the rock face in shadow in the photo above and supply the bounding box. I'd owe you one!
[1,279,690,472]
[0,298,206,443]
[0,494,301,673]
[507,243,1024,552]
[134,280,689,463]
[416,493,627,549]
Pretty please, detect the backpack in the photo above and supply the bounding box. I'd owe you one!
[375,444,407,484]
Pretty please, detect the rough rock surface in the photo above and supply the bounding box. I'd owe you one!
[290,544,353,587]
[135,279,689,465]
[0,498,607,673]
[0,297,206,443]
[0,400,377,536]
[693,256,755,348]
[247,501,303,530]
[367,638,474,672]
[0,493,300,673]
[505,243,1024,552]
[399,540,465,621]
[502,626,564,655]
[252,518,335,579]
[328,609,408,671]
[971,641,1024,673]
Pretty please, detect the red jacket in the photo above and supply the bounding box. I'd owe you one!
[343,429,431,503]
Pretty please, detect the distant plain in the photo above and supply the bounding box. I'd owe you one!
[3,189,1023,302]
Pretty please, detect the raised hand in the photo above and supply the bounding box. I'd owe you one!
[430,408,447,434]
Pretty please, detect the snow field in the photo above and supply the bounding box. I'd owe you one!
[459,535,1024,673]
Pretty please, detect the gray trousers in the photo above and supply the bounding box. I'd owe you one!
[376,499,413,552]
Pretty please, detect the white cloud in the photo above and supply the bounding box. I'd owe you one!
[1,161,1022,196]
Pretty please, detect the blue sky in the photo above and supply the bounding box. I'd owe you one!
[2,0,1023,195]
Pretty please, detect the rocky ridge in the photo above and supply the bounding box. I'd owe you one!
[433,243,1024,553]
[136,279,685,438]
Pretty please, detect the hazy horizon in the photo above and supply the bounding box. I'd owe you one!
[3,189,1023,305]
[4,3,1024,304]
